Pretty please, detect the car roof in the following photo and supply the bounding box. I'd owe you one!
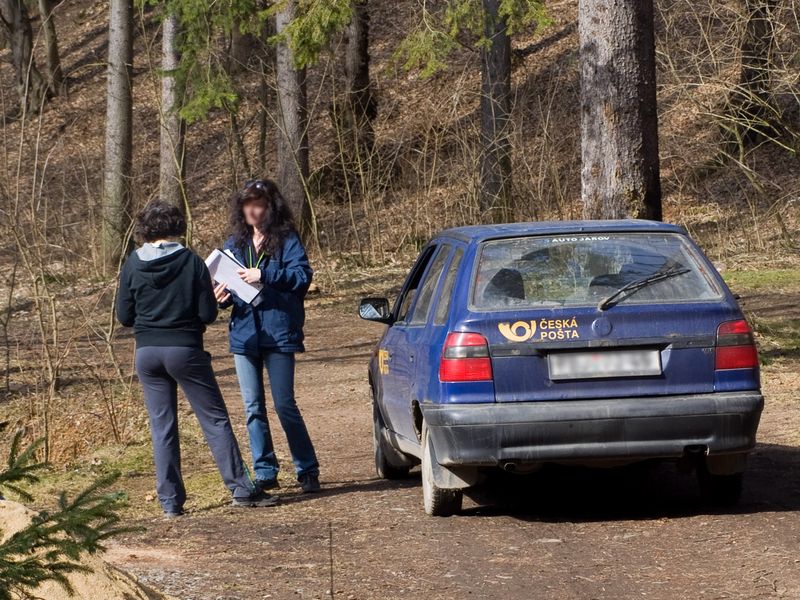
[434,219,687,244]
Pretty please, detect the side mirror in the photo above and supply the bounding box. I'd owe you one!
[358,297,392,324]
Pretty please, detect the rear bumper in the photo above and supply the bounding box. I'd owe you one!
[420,392,763,467]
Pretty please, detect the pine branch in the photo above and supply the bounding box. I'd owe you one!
[0,432,45,502]
[0,435,141,599]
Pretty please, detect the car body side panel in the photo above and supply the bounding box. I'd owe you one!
[414,243,482,406]
[377,243,452,441]
[379,324,419,438]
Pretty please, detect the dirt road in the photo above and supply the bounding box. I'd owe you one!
[106,301,800,600]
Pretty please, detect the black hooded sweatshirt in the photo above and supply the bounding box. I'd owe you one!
[116,246,218,348]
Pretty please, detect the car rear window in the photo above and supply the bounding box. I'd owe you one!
[472,233,722,310]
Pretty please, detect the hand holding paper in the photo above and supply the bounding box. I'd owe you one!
[237,267,262,284]
[213,282,231,304]
[205,249,263,304]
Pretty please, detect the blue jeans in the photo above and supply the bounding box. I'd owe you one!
[233,351,319,480]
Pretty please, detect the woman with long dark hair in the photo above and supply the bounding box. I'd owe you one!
[213,179,321,493]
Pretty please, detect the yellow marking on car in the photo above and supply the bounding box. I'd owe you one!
[378,349,390,374]
[498,317,580,342]
[498,320,538,342]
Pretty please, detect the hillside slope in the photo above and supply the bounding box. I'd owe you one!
[0,0,796,266]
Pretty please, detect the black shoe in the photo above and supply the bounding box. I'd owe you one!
[163,509,184,519]
[255,478,280,491]
[298,473,321,493]
[232,490,279,508]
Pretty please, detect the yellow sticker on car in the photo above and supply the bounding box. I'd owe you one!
[378,349,390,374]
[498,317,580,342]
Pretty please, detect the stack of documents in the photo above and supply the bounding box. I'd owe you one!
[205,249,263,304]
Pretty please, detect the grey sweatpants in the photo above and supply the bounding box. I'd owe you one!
[135,346,254,511]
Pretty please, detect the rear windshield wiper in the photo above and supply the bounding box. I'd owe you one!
[597,265,691,311]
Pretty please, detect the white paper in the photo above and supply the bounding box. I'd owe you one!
[205,249,263,304]
[223,248,240,263]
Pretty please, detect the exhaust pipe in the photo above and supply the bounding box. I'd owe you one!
[677,445,708,473]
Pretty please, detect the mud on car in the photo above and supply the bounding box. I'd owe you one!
[359,220,763,516]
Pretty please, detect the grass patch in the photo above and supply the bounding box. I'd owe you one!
[723,268,800,291]
[183,470,232,512]
[10,442,161,520]
[753,317,800,364]
[4,403,247,520]
[14,438,246,520]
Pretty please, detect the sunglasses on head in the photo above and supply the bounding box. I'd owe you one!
[243,179,268,194]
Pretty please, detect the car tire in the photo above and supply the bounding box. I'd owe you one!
[697,465,744,506]
[421,422,462,517]
[372,392,411,480]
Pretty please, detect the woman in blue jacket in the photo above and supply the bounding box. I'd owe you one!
[214,179,320,493]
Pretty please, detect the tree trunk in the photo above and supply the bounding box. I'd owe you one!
[257,58,272,173]
[159,13,187,214]
[257,17,275,173]
[0,0,48,114]
[729,0,779,145]
[230,109,251,183]
[479,0,512,222]
[579,0,661,221]
[228,18,256,74]
[37,0,63,94]
[102,0,134,273]
[275,0,310,231]
[339,0,376,165]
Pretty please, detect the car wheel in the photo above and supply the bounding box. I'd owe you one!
[372,391,410,480]
[421,422,462,517]
[697,465,744,506]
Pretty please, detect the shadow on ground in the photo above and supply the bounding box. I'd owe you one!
[442,442,800,522]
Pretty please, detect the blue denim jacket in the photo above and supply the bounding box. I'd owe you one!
[222,232,312,355]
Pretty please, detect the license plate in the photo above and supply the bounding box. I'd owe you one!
[548,349,662,380]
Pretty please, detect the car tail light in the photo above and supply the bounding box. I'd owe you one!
[715,319,759,370]
[439,332,493,382]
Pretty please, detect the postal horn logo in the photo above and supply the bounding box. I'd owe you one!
[498,320,537,342]
[498,317,581,341]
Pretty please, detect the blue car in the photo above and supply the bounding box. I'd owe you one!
[359,220,763,516]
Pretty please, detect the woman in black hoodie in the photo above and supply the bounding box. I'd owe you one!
[117,201,275,516]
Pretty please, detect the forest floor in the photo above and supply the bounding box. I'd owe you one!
[23,268,792,600]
